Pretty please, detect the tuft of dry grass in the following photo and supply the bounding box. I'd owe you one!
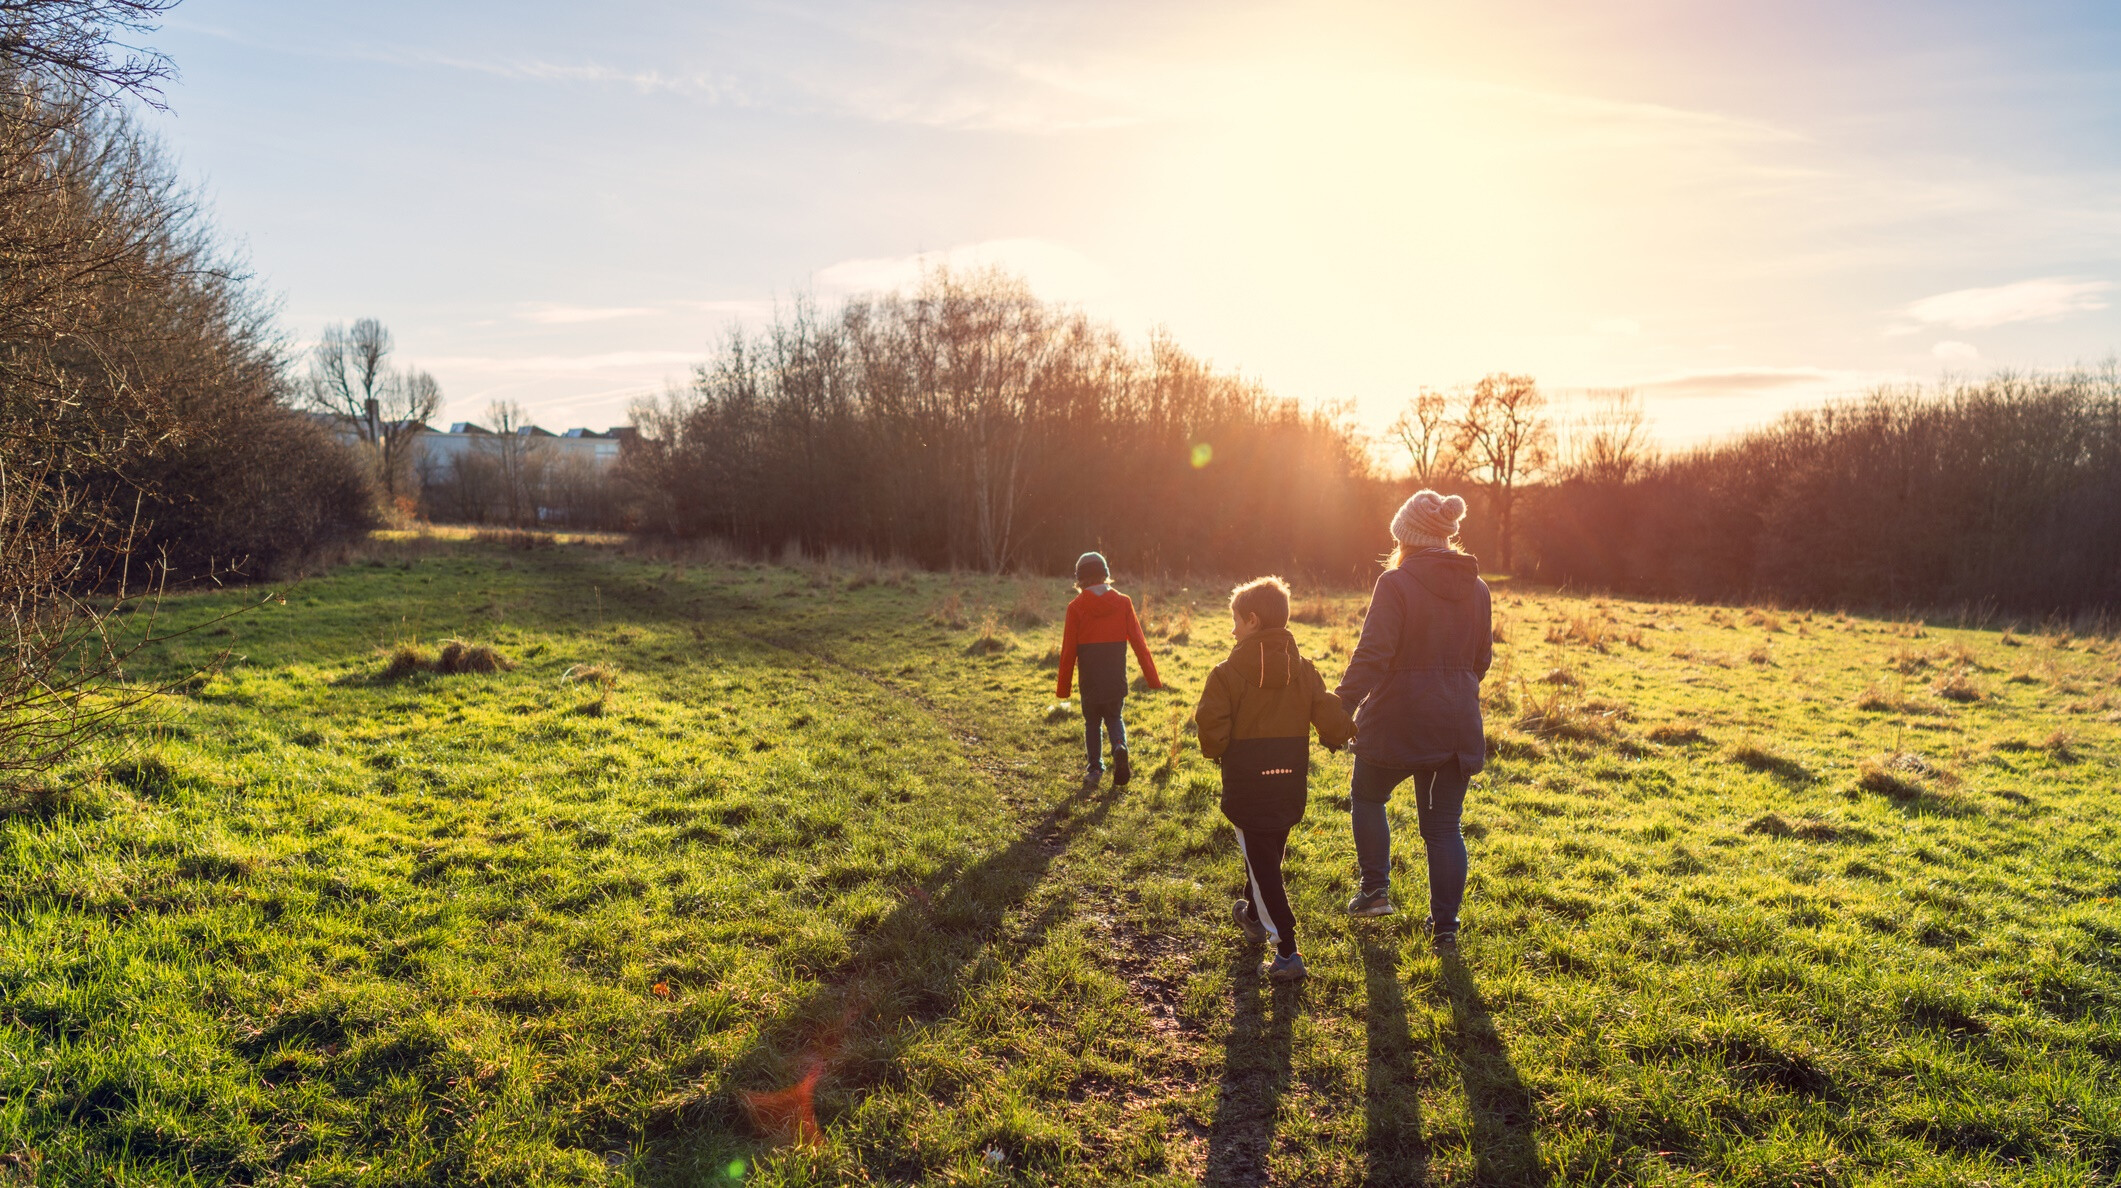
[965,610,1013,655]
[1889,644,1933,674]
[1004,584,1050,630]
[436,640,513,675]
[1856,753,1936,801]
[380,643,431,681]
[1568,616,1610,651]
[1646,722,1710,746]
[1290,597,1333,626]
[1164,605,1193,645]
[930,590,969,630]
[1744,812,1843,841]
[1729,738,1810,782]
[1513,681,1624,743]
[1931,669,1985,703]
[562,662,618,716]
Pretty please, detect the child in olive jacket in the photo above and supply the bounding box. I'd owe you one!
[1194,576,1355,981]
[1056,551,1162,788]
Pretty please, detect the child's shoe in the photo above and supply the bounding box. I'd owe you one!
[1346,888,1394,918]
[1231,900,1267,943]
[1428,917,1460,956]
[1081,769,1102,791]
[1263,952,1307,982]
[1112,747,1132,787]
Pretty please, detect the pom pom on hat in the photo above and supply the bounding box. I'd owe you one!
[1391,490,1466,548]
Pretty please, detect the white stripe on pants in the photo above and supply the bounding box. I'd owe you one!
[1233,827,1282,947]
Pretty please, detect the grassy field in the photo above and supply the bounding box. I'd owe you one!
[3,532,2119,1186]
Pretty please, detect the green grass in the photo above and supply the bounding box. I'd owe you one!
[3,534,2119,1185]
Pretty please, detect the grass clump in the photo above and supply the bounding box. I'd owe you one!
[379,638,512,679]
[964,609,1013,655]
[1729,738,1810,782]
[1743,812,1845,841]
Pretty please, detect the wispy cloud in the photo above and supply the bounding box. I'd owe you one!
[1899,277,2111,331]
[1624,366,1863,397]
[515,303,664,325]
[1931,340,1981,363]
[426,350,699,373]
[815,238,1114,302]
[418,54,744,100]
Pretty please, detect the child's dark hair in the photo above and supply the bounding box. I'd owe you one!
[1074,551,1110,590]
[1229,576,1290,628]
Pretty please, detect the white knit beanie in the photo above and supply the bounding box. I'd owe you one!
[1391,489,1466,550]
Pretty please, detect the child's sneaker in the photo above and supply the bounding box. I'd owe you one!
[1346,889,1394,918]
[1081,769,1102,791]
[1112,747,1132,787]
[1231,900,1267,943]
[1263,952,1307,982]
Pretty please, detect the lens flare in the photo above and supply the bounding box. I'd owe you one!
[1191,442,1213,468]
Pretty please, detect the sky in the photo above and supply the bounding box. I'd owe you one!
[138,0,2121,448]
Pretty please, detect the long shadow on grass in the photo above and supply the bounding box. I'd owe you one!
[1359,936,1429,1186]
[653,779,1120,1177]
[1203,940,1302,1186]
[1437,955,1545,1184]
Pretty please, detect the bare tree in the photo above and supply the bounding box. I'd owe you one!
[3,59,372,774]
[0,0,180,106]
[304,318,442,503]
[1568,388,1652,485]
[1455,372,1553,572]
[483,400,547,527]
[1390,387,1462,487]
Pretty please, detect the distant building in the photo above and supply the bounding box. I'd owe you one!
[310,415,634,470]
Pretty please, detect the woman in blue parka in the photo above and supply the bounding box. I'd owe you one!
[1333,490,1493,954]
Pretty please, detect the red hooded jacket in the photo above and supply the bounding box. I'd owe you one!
[1056,588,1162,701]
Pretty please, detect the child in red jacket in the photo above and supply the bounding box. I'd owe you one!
[1056,551,1161,788]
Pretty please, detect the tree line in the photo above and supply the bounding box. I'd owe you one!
[2,1,373,771]
[1520,369,2121,617]
[621,269,1400,580]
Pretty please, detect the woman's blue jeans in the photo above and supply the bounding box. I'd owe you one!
[1350,757,1471,932]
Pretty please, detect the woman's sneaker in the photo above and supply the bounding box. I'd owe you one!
[1264,952,1307,982]
[1231,900,1267,943]
[1431,931,1460,957]
[1346,889,1394,918]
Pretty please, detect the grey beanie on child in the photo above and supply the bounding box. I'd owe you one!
[1391,489,1466,549]
[1075,551,1109,586]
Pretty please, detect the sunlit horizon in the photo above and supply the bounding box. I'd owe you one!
[145,0,2121,450]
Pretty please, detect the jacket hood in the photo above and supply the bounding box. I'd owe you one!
[1072,587,1133,623]
[1225,626,1301,690]
[1403,549,1481,602]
